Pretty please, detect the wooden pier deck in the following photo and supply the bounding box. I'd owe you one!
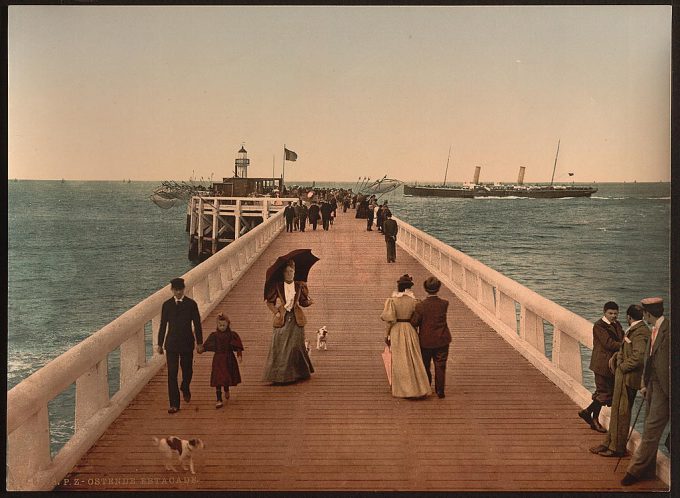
[56,213,667,492]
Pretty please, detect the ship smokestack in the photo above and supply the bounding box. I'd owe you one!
[517,166,526,185]
[473,166,481,184]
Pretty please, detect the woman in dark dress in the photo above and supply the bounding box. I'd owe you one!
[262,260,314,384]
[202,313,243,408]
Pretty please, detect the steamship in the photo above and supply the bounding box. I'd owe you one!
[403,166,598,198]
[404,141,597,198]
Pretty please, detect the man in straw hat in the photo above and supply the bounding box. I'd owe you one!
[383,210,398,263]
[621,297,670,486]
[157,277,204,414]
[410,276,452,398]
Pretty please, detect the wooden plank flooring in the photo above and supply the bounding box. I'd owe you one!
[56,212,667,491]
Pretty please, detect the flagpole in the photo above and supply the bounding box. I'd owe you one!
[272,154,275,178]
[282,144,286,191]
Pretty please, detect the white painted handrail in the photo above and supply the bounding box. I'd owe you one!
[6,210,286,491]
[393,215,669,485]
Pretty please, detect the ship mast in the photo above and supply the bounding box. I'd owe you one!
[442,145,452,186]
[550,139,561,186]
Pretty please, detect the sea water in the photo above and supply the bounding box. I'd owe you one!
[7,180,670,455]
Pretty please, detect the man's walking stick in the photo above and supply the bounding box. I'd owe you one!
[614,391,645,473]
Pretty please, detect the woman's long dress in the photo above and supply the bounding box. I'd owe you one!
[381,293,431,398]
[262,310,314,383]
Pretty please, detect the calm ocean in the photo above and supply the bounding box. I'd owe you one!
[7,180,670,454]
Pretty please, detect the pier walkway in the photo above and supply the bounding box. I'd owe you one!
[9,209,668,492]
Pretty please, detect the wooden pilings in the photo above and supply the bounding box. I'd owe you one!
[187,196,297,262]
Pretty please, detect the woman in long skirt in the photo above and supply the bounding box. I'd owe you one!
[381,274,431,398]
[262,260,315,384]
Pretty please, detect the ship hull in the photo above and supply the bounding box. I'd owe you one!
[403,184,597,198]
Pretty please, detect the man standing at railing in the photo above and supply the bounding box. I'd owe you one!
[157,277,204,414]
[589,304,649,457]
[578,301,623,433]
[621,297,670,486]
[383,210,398,263]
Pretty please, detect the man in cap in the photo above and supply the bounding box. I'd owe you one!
[589,304,650,457]
[621,297,670,486]
[410,276,452,398]
[383,210,398,263]
[157,277,204,414]
[578,301,624,433]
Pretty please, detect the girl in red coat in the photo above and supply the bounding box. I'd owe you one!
[202,313,243,408]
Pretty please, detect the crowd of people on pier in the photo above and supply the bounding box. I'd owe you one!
[154,193,669,489]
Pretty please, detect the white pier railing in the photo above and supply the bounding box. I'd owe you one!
[393,215,670,485]
[6,210,286,491]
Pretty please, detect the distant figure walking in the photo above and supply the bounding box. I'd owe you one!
[380,274,431,398]
[157,277,204,414]
[201,313,243,409]
[383,210,398,263]
[578,301,623,432]
[284,202,295,233]
[293,202,301,231]
[320,200,333,231]
[262,260,315,384]
[366,198,375,231]
[621,297,670,486]
[589,304,649,457]
[308,201,320,231]
[410,277,452,398]
[299,202,308,232]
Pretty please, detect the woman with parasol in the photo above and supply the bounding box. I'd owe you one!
[262,249,318,384]
[380,274,431,398]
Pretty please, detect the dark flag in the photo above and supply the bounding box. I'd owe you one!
[284,148,298,161]
[568,172,574,176]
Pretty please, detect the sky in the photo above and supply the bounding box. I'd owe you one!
[8,5,672,183]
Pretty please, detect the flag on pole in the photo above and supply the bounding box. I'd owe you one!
[284,147,298,162]
[568,172,574,176]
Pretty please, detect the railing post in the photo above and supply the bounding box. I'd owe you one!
[234,200,242,239]
[212,199,219,255]
[120,327,146,390]
[75,358,110,431]
[496,291,518,332]
[7,405,51,490]
[151,314,161,350]
[552,328,583,383]
[197,197,204,255]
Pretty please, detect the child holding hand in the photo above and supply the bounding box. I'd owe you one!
[201,313,243,408]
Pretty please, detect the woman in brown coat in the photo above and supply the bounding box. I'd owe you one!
[262,260,315,384]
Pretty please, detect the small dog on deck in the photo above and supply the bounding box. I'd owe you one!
[152,436,205,474]
[316,326,329,350]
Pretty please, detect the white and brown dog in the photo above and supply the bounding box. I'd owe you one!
[316,326,329,350]
[152,436,205,474]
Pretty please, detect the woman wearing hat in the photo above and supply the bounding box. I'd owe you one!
[380,274,431,398]
[262,260,315,384]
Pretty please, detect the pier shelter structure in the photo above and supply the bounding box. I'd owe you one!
[7,211,670,491]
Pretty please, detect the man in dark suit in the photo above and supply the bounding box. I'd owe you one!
[157,277,204,414]
[622,297,670,486]
[308,201,320,231]
[299,201,308,232]
[383,210,398,263]
[590,304,650,457]
[320,199,333,231]
[578,301,623,433]
[410,276,452,398]
[284,202,295,232]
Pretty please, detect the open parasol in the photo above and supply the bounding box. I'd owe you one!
[263,249,320,299]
